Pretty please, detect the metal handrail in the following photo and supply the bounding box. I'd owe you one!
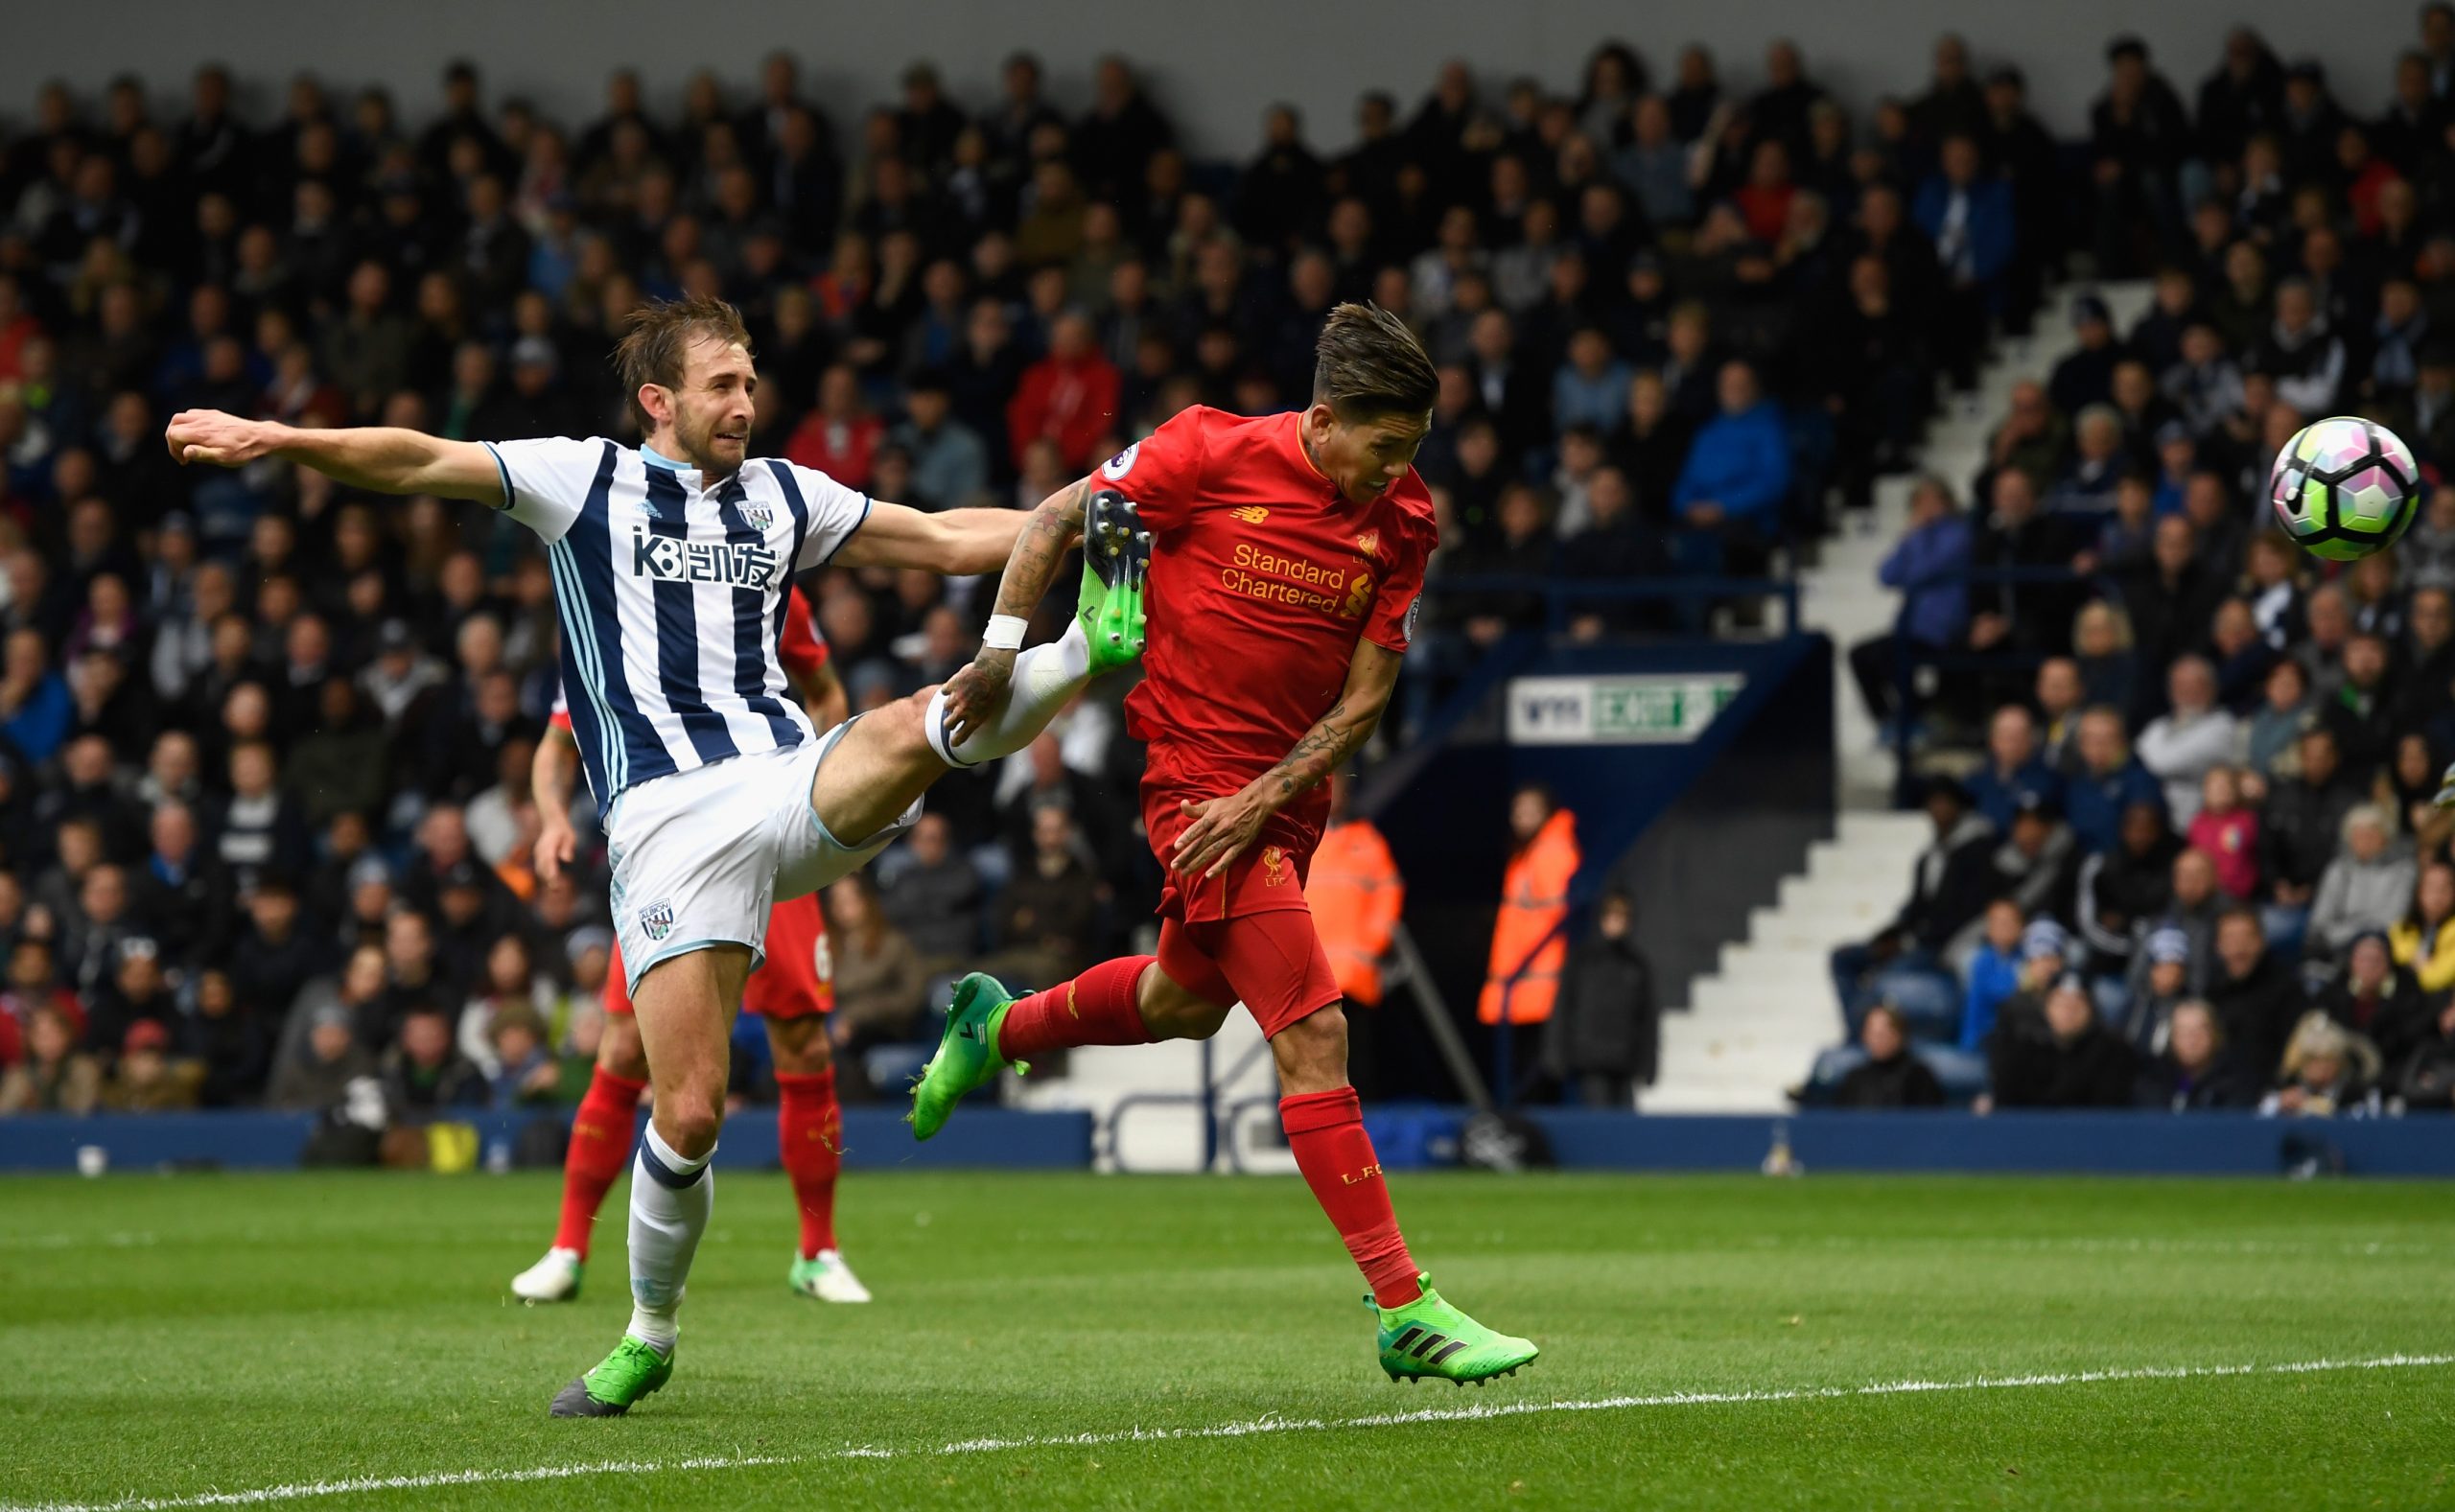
[1423,573,1803,635]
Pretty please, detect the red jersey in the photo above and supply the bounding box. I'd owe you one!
[1105,407,1435,896]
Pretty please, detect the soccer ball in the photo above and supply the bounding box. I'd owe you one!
[2268,416,2420,563]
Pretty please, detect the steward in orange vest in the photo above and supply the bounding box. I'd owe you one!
[1310,773,1405,1007]
[1479,789,1580,1026]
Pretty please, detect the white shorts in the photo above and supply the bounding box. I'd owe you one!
[606,718,922,983]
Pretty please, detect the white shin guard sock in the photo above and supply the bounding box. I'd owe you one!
[625,1122,714,1353]
[924,617,1093,768]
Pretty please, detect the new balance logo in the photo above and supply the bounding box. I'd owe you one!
[629,529,780,589]
[1228,506,1269,523]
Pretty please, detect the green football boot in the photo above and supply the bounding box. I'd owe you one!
[1078,489,1150,675]
[548,1336,673,1418]
[1373,1272,1539,1385]
[906,972,1022,1141]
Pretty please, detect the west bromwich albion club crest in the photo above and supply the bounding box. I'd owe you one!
[639,900,676,942]
[743,500,775,529]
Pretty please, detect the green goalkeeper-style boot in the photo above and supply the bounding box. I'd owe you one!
[548,1335,673,1418]
[906,972,1022,1141]
[1373,1272,1540,1385]
[1079,490,1150,676]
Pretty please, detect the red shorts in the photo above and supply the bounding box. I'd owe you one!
[1146,792,1317,924]
[1156,905,1342,1041]
[603,893,834,1019]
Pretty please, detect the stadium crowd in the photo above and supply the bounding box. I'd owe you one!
[1830,11,2455,1116]
[4,16,2453,1123]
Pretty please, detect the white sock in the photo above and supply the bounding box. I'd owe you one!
[625,1122,714,1354]
[924,617,1093,768]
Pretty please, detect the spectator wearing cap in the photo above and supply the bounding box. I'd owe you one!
[2065,707,2164,855]
[1849,476,1972,733]
[101,1016,202,1112]
[1956,899,2029,1052]
[2136,998,2260,1110]
[227,874,329,1030]
[1991,971,2138,1108]
[2076,800,2183,981]
[1829,776,1996,1019]
[2137,657,2239,824]
[889,371,990,512]
[267,1001,378,1114]
[2119,925,2197,1052]
[2318,930,2433,1070]
[1966,705,2063,834]
[358,619,447,730]
[2209,907,2304,1074]
[82,933,175,1061]
[2048,293,2122,417]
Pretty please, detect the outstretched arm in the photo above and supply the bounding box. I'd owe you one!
[1172,640,1405,880]
[165,410,503,503]
[830,500,1034,576]
[935,477,1093,741]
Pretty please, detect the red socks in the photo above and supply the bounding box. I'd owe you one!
[995,955,1158,1060]
[777,1068,843,1259]
[1282,1086,1419,1309]
[556,1066,647,1258]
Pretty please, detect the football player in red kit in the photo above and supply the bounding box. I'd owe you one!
[912,305,1537,1384]
[511,586,871,1305]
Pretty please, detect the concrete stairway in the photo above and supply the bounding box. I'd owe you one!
[1646,282,2156,1111]
[1641,809,1929,1111]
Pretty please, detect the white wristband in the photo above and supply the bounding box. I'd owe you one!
[983,614,1028,651]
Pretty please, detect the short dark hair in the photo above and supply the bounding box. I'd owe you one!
[1311,302,1438,419]
[611,295,754,431]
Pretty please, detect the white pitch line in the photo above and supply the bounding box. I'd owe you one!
[12,1353,2451,1512]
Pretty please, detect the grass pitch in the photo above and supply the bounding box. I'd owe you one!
[6,1169,2454,1510]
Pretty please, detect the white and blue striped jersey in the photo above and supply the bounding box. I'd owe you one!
[483,436,868,816]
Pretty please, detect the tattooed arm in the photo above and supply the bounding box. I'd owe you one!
[1171,640,1404,880]
[937,477,1093,742]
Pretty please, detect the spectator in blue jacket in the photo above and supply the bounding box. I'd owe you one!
[2065,705,2167,853]
[1913,133,2015,388]
[0,628,72,767]
[1671,360,1790,592]
[1848,476,1972,731]
[1966,705,2065,832]
[1959,901,2039,1052]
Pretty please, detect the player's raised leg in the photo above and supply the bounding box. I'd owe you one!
[798,494,1146,859]
[511,1010,645,1302]
[549,944,750,1418]
[767,1012,868,1303]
